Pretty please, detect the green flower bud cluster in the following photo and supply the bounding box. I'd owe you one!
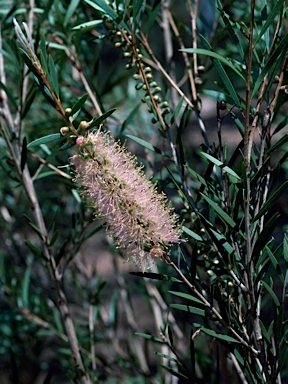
[110,29,171,123]
[60,108,91,145]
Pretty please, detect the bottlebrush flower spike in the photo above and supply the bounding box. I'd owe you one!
[71,130,182,270]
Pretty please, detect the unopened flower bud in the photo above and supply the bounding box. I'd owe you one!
[79,121,90,131]
[60,127,70,135]
[65,108,72,117]
[198,65,205,74]
[76,136,87,146]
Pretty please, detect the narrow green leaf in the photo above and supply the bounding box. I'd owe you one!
[35,171,59,180]
[200,327,240,343]
[168,291,203,305]
[161,365,189,380]
[266,134,288,155]
[170,304,205,317]
[70,93,89,117]
[84,0,128,30]
[125,134,169,157]
[49,230,59,246]
[21,137,27,171]
[201,89,235,106]
[186,166,208,187]
[33,75,56,107]
[27,134,61,148]
[233,348,244,366]
[284,235,288,263]
[255,0,286,45]
[252,213,280,258]
[259,319,270,342]
[21,265,31,307]
[64,0,80,27]
[130,272,182,282]
[120,103,141,133]
[155,352,178,362]
[273,115,288,135]
[265,245,282,276]
[220,10,245,60]
[135,333,164,343]
[261,280,280,307]
[171,96,184,124]
[200,152,241,180]
[39,34,48,75]
[182,48,245,81]
[89,108,117,129]
[48,55,59,98]
[210,228,235,255]
[24,240,43,258]
[200,193,236,228]
[253,181,288,222]
[181,226,203,241]
[23,215,44,239]
[147,2,161,35]
[72,20,103,32]
[252,33,288,98]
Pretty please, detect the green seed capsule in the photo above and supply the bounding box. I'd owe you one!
[122,52,132,58]
[162,108,170,115]
[135,82,144,90]
[153,87,162,94]
[151,117,158,124]
[149,81,157,87]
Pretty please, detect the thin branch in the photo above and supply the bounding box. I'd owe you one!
[163,253,258,356]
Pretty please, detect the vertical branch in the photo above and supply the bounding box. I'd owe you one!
[163,6,198,104]
[186,0,199,78]
[161,0,178,108]
[243,0,255,267]
[2,19,93,384]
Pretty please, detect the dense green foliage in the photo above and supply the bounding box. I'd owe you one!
[0,0,288,383]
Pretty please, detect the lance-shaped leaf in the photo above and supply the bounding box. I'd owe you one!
[200,193,236,228]
[253,181,288,222]
[27,133,61,148]
[200,327,240,343]
[89,108,117,129]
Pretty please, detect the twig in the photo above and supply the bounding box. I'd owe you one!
[163,252,258,356]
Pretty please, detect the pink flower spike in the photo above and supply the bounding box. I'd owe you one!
[71,131,182,270]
